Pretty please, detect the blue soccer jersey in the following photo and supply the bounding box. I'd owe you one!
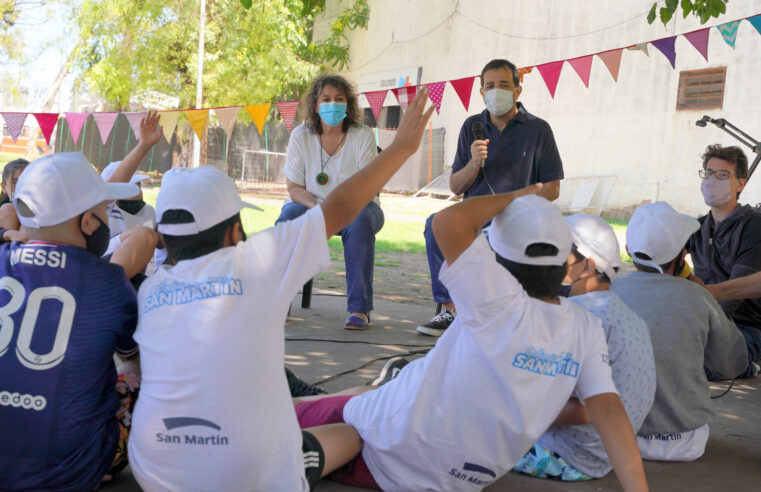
[0,241,138,491]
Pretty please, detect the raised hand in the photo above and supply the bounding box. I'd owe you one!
[138,110,163,149]
[390,87,436,156]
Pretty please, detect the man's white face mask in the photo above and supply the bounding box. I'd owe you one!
[484,88,514,117]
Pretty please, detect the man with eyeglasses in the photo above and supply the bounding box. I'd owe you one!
[687,144,761,378]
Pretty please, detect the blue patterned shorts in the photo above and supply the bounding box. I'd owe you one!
[513,443,592,482]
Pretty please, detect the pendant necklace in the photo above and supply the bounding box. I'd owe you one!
[316,132,346,185]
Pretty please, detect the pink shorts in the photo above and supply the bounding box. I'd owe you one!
[295,395,380,490]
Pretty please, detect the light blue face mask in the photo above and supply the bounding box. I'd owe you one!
[318,102,348,127]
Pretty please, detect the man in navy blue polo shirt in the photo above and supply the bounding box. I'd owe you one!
[417,58,564,336]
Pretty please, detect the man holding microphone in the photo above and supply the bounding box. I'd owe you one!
[417,58,565,336]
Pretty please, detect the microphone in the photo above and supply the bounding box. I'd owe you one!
[472,121,484,141]
[695,115,711,127]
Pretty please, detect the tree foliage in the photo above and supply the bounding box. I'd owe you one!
[647,0,729,26]
[75,0,369,110]
[0,0,51,62]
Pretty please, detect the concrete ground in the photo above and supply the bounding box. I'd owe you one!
[104,288,761,492]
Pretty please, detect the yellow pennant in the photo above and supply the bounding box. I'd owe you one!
[245,103,271,136]
[183,109,209,141]
[158,111,180,142]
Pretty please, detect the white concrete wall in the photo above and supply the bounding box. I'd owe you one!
[317,0,761,216]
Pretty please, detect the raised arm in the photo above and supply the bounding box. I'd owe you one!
[107,110,162,184]
[321,87,435,237]
[586,393,648,491]
[431,184,542,266]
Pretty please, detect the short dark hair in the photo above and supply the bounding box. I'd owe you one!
[631,251,675,274]
[305,74,362,135]
[570,244,613,284]
[495,245,567,299]
[480,59,521,88]
[702,144,748,179]
[160,210,242,263]
[1,158,29,201]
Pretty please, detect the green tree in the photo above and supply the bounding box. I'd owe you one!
[647,0,730,26]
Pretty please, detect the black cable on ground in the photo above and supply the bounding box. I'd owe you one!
[310,348,430,386]
[710,378,734,399]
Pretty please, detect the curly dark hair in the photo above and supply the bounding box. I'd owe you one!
[305,74,362,134]
[701,144,748,179]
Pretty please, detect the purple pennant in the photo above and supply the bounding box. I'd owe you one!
[684,29,710,62]
[1,113,27,142]
[651,37,676,68]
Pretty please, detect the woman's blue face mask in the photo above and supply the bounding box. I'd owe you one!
[318,102,347,127]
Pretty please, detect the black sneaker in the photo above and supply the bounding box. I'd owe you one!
[416,310,455,337]
[285,367,327,397]
[371,357,409,386]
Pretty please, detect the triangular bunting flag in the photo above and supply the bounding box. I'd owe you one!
[536,61,564,98]
[651,37,677,68]
[717,20,740,48]
[33,113,59,146]
[275,101,299,133]
[426,81,446,114]
[748,15,761,36]
[684,28,710,61]
[123,111,148,140]
[64,112,89,145]
[518,66,533,83]
[213,107,241,140]
[158,111,180,142]
[1,113,27,142]
[245,103,271,135]
[568,55,594,88]
[92,112,118,145]
[363,90,387,122]
[626,43,650,56]
[598,49,623,82]
[449,76,475,111]
[391,86,418,111]
[182,109,209,141]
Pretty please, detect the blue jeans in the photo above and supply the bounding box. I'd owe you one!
[424,213,451,304]
[276,201,384,313]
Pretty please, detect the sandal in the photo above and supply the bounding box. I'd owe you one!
[344,312,370,330]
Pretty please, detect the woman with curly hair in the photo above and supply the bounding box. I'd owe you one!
[277,74,384,330]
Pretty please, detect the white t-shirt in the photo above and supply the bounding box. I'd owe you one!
[128,207,330,492]
[342,235,617,492]
[538,290,657,477]
[105,201,157,256]
[637,424,709,461]
[283,124,378,202]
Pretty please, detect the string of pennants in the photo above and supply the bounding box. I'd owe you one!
[3,13,761,147]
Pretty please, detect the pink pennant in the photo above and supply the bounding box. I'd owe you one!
[33,113,59,146]
[536,61,564,99]
[123,111,148,139]
[426,81,446,114]
[64,112,89,145]
[1,113,27,142]
[391,86,419,111]
[568,55,594,88]
[684,28,710,62]
[449,76,476,111]
[92,112,118,145]
[363,90,387,122]
[275,101,299,132]
[598,49,623,82]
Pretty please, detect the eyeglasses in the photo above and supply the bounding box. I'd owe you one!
[698,169,735,180]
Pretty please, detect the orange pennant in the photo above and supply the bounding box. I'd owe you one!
[245,104,271,135]
[183,109,209,141]
[598,49,623,82]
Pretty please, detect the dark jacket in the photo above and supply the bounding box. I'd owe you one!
[688,204,761,329]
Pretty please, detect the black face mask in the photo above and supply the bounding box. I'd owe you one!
[80,212,111,257]
[558,284,572,298]
[117,199,146,215]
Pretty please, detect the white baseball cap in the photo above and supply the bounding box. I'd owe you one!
[486,194,571,266]
[565,213,622,280]
[156,166,262,235]
[101,161,151,185]
[626,201,699,273]
[14,152,139,228]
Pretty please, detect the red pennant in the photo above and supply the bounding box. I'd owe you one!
[536,61,564,98]
[449,77,476,111]
[426,81,446,114]
[391,86,419,111]
[363,90,387,122]
[568,55,594,88]
[1,113,27,142]
[684,28,710,61]
[275,101,299,132]
[598,49,623,82]
[33,113,59,146]
[64,112,89,145]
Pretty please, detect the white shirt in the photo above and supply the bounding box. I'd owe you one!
[105,201,156,256]
[283,124,377,202]
[128,207,330,492]
[342,235,617,491]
